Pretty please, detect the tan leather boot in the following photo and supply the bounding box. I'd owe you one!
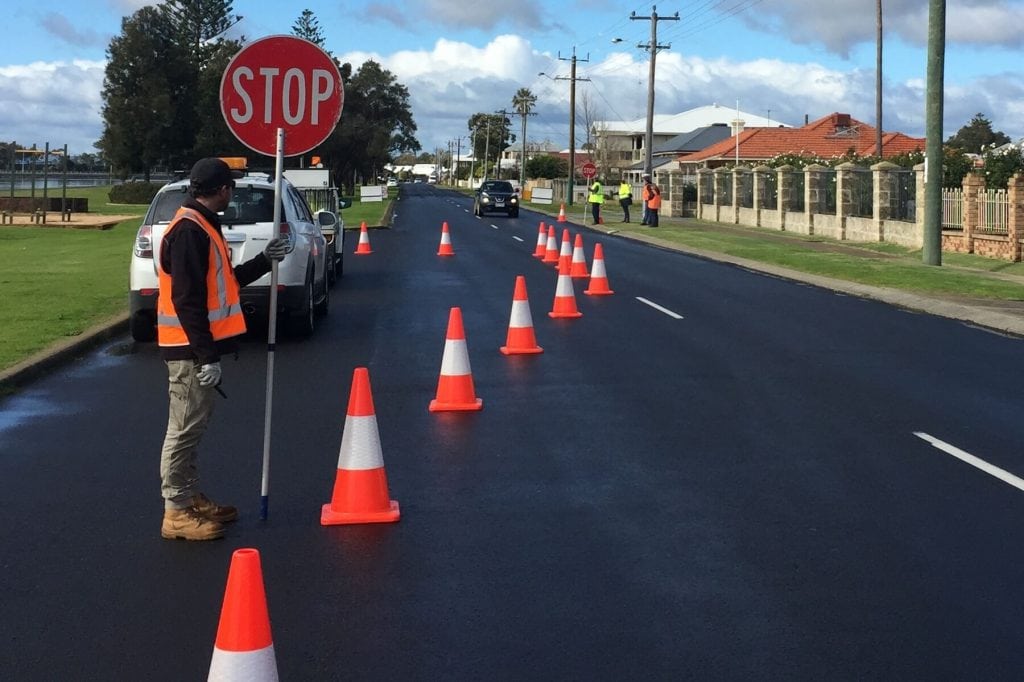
[161,507,225,541]
[191,493,239,523]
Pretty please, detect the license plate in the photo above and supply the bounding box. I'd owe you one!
[495,200,505,207]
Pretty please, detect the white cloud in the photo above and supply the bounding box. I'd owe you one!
[737,0,1024,56]
[0,61,106,152]
[40,12,108,48]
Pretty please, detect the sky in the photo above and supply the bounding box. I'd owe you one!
[3,0,1024,158]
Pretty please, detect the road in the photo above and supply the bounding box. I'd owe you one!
[2,182,1024,679]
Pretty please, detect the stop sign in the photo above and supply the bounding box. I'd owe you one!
[220,35,344,157]
[581,162,597,179]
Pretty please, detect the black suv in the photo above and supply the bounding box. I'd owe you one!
[473,180,519,218]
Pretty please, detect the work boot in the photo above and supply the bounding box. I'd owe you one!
[191,493,239,523]
[161,507,225,541]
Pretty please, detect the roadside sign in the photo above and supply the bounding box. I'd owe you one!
[220,35,345,157]
[581,162,597,179]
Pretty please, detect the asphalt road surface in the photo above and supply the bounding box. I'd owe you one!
[3,183,1024,680]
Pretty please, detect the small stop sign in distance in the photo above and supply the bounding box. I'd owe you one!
[220,35,345,157]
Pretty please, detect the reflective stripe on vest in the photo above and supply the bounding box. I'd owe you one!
[157,207,246,347]
[618,183,631,199]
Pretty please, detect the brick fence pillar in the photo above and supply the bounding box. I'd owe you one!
[872,161,899,241]
[1007,173,1024,262]
[714,167,730,223]
[776,164,793,231]
[962,172,984,254]
[806,163,830,236]
[696,169,708,220]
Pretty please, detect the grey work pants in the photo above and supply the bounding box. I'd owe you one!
[159,359,216,510]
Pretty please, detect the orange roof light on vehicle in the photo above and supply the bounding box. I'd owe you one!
[219,157,248,171]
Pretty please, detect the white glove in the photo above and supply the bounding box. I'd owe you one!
[197,362,222,387]
[264,237,289,261]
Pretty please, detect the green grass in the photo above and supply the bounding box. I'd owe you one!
[340,188,396,229]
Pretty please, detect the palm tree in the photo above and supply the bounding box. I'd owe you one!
[512,88,537,185]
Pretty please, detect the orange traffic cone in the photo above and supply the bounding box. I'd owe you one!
[541,225,559,264]
[208,548,279,681]
[570,233,589,278]
[355,221,372,255]
[437,221,455,256]
[549,259,583,318]
[557,228,572,271]
[500,276,543,355]
[532,221,547,258]
[584,243,615,295]
[429,307,483,411]
[321,368,400,525]
[557,203,567,223]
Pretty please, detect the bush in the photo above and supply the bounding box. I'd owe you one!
[108,181,162,204]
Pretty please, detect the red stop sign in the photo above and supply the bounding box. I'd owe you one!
[581,162,597,179]
[220,35,344,157]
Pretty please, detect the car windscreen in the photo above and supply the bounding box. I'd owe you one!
[147,186,277,225]
[481,181,513,193]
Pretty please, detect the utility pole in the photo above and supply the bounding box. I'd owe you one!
[469,127,477,185]
[494,109,511,181]
[455,136,463,188]
[923,0,945,266]
[876,0,884,156]
[631,5,679,177]
[517,109,537,188]
[554,48,590,206]
[483,117,491,180]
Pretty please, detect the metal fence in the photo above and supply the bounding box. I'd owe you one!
[819,169,837,213]
[758,171,778,210]
[737,172,753,208]
[700,176,714,204]
[941,187,963,231]
[977,189,1009,234]
[785,171,805,212]
[299,187,340,214]
[846,169,873,218]
[889,170,916,221]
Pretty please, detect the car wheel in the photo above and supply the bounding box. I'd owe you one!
[510,209,519,218]
[315,270,330,317]
[334,244,344,279]
[326,246,337,288]
[288,276,315,338]
[129,310,156,342]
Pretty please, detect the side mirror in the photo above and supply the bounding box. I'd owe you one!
[316,210,338,232]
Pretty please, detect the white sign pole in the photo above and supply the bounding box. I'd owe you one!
[260,127,285,521]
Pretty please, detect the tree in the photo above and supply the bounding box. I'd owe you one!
[191,39,249,160]
[160,0,242,58]
[317,60,419,191]
[946,113,1010,154]
[467,113,511,179]
[292,9,326,47]
[98,8,193,179]
[511,87,537,183]
[526,155,567,180]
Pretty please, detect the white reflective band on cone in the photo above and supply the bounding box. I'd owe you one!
[509,300,533,328]
[336,416,384,470]
[555,275,575,296]
[209,645,278,682]
[439,339,472,376]
[591,259,607,277]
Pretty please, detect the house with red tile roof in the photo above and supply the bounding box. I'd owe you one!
[679,113,924,169]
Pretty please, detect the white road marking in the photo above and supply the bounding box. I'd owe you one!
[491,224,499,229]
[913,432,1024,492]
[636,297,684,319]
[512,236,524,242]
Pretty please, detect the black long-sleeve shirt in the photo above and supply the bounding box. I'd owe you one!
[159,198,271,365]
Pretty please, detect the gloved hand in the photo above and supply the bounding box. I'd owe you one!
[196,362,222,387]
[263,237,289,261]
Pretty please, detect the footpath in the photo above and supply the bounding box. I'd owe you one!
[3,200,1023,393]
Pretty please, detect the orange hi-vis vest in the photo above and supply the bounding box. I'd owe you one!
[646,186,662,210]
[157,207,246,347]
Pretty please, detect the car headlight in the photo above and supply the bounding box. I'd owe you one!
[510,196,518,203]
[480,193,490,204]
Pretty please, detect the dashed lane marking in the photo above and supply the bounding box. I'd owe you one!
[636,297,684,319]
[491,224,499,229]
[512,236,524,242]
[913,431,1024,492]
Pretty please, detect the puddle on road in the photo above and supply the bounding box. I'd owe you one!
[0,391,61,434]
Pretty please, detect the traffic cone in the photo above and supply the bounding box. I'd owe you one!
[549,259,583,318]
[541,225,559,264]
[354,221,372,255]
[584,243,615,296]
[437,221,455,256]
[557,229,572,271]
[532,221,547,258]
[321,367,400,525]
[208,548,279,682]
[500,276,543,355]
[429,307,483,411]
[557,203,567,223]
[570,233,589,278]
